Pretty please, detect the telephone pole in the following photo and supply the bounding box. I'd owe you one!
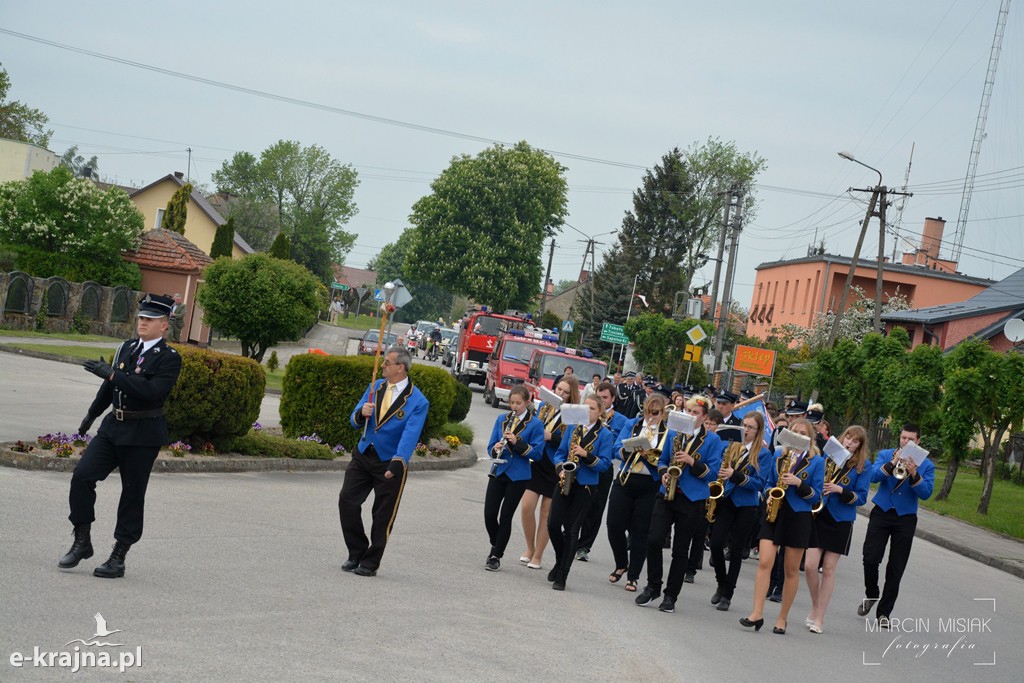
[539,239,556,315]
[713,188,744,372]
[707,191,736,322]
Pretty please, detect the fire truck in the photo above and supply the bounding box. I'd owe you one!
[526,346,608,395]
[451,308,532,387]
[482,327,560,408]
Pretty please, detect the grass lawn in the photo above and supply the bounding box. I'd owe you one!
[0,330,122,343]
[921,465,1024,539]
[331,315,397,333]
[264,367,284,392]
[1,343,119,362]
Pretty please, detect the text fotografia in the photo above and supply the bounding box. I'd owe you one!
[9,646,142,673]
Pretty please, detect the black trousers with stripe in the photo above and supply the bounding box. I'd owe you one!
[338,448,407,571]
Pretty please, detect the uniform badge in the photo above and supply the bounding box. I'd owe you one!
[800,471,808,480]
[135,367,142,374]
[118,362,125,369]
[397,410,405,419]
[154,347,161,354]
[842,476,850,485]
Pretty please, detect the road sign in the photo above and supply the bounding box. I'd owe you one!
[330,282,350,291]
[563,320,574,332]
[600,322,629,345]
[686,324,707,345]
[684,344,702,363]
[373,289,384,301]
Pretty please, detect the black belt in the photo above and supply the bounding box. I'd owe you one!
[113,408,164,421]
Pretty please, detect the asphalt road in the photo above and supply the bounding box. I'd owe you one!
[1,352,1022,681]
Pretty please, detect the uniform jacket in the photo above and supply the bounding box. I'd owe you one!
[603,409,629,446]
[554,422,613,487]
[538,402,568,464]
[486,410,544,481]
[870,447,935,516]
[350,378,430,464]
[658,425,725,502]
[85,337,182,447]
[763,448,825,513]
[823,459,871,522]
[612,417,668,482]
[722,442,774,508]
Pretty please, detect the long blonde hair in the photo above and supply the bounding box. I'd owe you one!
[741,412,765,472]
[786,418,820,456]
[838,425,869,473]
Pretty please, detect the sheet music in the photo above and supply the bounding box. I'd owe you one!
[900,441,930,467]
[621,436,652,453]
[667,411,697,436]
[775,428,811,453]
[538,385,563,408]
[559,403,590,425]
[823,436,851,467]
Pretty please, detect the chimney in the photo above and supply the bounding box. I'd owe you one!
[545,278,554,295]
[920,216,944,261]
[173,171,184,179]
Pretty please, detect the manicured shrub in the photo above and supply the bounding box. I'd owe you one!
[266,350,279,373]
[449,380,472,422]
[225,431,336,459]
[166,345,266,444]
[280,354,457,451]
[438,421,474,445]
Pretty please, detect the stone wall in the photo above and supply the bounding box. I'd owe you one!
[0,271,142,337]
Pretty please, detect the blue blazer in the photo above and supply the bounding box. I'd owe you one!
[763,448,825,513]
[537,403,568,465]
[604,409,629,446]
[722,442,773,508]
[486,410,544,481]
[350,379,430,464]
[870,448,935,516]
[613,417,670,482]
[823,460,871,522]
[555,422,613,486]
[658,426,725,502]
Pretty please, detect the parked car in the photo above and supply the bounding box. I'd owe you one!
[358,330,398,356]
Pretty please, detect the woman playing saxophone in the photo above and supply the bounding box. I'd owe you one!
[803,425,871,633]
[740,419,824,635]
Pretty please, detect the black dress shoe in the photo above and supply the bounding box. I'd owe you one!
[353,566,377,577]
[683,572,695,584]
[635,586,661,607]
[716,597,731,611]
[552,579,566,591]
[341,559,359,572]
[547,567,558,582]
[773,621,787,635]
[58,525,93,569]
[857,597,879,616]
[93,541,129,579]
[739,617,764,631]
[711,590,722,605]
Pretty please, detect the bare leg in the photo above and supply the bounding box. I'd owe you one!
[520,490,539,559]
[532,496,552,564]
[778,546,804,630]
[746,540,777,621]
[804,547,824,624]
[815,552,841,629]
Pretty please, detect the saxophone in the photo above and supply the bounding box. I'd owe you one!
[664,431,696,502]
[811,459,840,514]
[765,448,795,523]
[618,422,661,486]
[706,443,742,523]
[559,427,582,496]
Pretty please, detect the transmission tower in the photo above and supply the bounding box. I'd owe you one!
[951,0,1012,262]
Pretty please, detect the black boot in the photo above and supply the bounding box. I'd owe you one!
[58,525,93,568]
[93,541,130,579]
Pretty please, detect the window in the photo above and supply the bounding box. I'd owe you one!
[111,287,131,322]
[4,273,32,313]
[46,279,69,316]
[80,283,101,320]
[155,208,165,230]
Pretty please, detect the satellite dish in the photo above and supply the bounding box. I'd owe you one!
[1003,317,1024,343]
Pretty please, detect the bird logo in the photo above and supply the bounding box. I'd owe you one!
[64,613,124,647]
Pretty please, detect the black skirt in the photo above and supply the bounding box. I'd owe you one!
[811,507,854,555]
[758,499,814,549]
[524,455,557,496]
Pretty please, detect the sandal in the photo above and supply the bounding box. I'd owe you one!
[608,568,626,584]
[625,580,638,592]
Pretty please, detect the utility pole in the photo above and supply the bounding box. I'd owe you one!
[713,188,743,372]
[539,239,556,315]
[825,188,879,348]
[707,192,734,322]
[874,188,888,333]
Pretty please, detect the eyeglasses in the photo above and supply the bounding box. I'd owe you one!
[381,360,394,367]
[648,410,661,416]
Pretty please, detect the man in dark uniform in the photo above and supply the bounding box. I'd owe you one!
[576,382,629,562]
[340,346,429,576]
[615,371,640,419]
[59,294,182,578]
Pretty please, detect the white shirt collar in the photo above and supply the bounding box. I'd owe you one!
[138,337,161,354]
[388,378,409,394]
[515,411,528,422]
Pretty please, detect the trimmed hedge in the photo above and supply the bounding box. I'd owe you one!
[449,380,472,422]
[280,354,456,451]
[439,421,474,445]
[166,346,266,445]
[225,431,336,459]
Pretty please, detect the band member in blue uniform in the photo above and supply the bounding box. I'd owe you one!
[576,382,629,563]
[483,385,544,571]
[341,347,429,577]
[520,377,578,570]
[548,395,613,591]
[60,294,182,579]
[606,394,669,592]
[858,423,934,624]
[708,412,773,612]
[741,419,824,634]
[635,395,724,614]
[804,425,871,633]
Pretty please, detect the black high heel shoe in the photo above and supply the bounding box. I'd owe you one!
[739,617,764,632]
[773,621,787,635]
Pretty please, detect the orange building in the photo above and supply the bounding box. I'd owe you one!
[746,218,994,342]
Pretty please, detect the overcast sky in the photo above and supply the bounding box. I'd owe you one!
[3,1,1021,311]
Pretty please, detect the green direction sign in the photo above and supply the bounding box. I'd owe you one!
[330,282,350,291]
[600,322,629,344]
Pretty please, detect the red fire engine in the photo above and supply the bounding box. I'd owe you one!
[451,308,531,387]
[482,327,560,408]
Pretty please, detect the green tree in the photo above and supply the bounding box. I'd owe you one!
[269,232,292,260]
[372,230,453,322]
[624,313,715,384]
[163,182,192,234]
[59,145,99,177]
[615,140,765,314]
[212,141,358,281]
[567,244,635,353]
[223,195,278,252]
[937,341,989,501]
[881,342,945,443]
[405,141,568,310]
[196,253,321,362]
[210,217,235,258]
[0,64,52,147]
